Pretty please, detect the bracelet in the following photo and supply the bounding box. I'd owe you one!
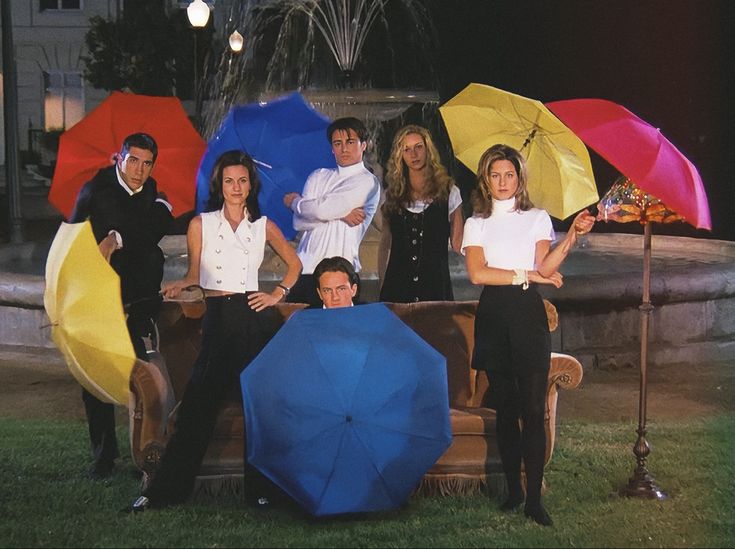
[511,269,529,290]
[277,283,290,296]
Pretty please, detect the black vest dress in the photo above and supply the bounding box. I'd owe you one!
[380,200,453,303]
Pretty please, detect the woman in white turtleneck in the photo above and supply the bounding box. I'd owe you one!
[461,144,594,527]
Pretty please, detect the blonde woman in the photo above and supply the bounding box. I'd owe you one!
[379,125,463,303]
[463,144,594,526]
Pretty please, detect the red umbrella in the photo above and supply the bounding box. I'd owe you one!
[49,91,206,218]
[546,98,711,230]
[547,98,713,502]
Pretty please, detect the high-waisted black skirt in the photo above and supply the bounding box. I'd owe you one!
[472,284,550,376]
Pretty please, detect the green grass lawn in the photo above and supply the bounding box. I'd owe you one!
[1,416,734,548]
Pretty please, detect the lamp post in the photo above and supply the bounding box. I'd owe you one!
[1,0,24,242]
[187,0,210,126]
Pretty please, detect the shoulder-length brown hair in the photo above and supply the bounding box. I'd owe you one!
[471,143,534,218]
[205,150,262,220]
[382,125,455,216]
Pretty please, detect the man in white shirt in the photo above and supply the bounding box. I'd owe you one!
[283,117,380,306]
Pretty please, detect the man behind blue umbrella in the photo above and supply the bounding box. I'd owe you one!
[313,256,360,309]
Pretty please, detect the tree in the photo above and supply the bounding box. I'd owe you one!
[82,1,212,98]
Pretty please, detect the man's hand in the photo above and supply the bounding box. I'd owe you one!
[284,192,301,209]
[98,234,118,262]
[341,207,366,227]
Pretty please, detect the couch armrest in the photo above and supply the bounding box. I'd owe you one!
[544,352,583,463]
[128,356,176,474]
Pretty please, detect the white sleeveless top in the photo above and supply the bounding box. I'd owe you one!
[199,208,267,293]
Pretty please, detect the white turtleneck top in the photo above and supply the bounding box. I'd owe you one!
[291,161,381,274]
[461,198,554,271]
[199,207,267,293]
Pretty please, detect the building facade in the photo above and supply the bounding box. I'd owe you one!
[1,0,131,165]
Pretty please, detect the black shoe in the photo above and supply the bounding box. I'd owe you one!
[88,460,114,480]
[500,493,524,512]
[524,503,553,526]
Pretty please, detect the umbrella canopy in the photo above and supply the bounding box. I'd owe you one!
[439,83,598,220]
[241,303,452,516]
[195,92,335,240]
[49,91,206,219]
[44,221,136,405]
[546,98,711,230]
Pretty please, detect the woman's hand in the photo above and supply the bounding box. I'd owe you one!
[161,280,191,300]
[572,210,596,236]
[248,289,283,312]
[529,270,564,288]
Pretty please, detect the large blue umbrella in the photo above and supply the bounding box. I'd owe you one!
[195,92,335,239]
[241,303,452,516]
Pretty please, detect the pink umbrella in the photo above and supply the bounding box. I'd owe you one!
[546,98,711,230]
[547,98,712,501]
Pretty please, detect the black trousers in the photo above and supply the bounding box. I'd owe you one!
[473,285,550,506]
[82,313,154,466]
[144,294,278,506]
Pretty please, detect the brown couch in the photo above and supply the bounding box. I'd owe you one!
[128,299,583,497]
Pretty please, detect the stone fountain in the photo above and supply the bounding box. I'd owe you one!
[199,0,441,285]
[1,0,734,373]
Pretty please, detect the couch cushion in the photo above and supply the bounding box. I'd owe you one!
[384,301,479,408]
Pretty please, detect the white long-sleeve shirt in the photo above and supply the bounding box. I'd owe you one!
[291,161,381,274]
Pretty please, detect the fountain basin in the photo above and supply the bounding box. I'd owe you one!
[2,232,734,369]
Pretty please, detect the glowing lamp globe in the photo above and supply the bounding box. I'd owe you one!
[229,30,244,53]
[187,0,210,28]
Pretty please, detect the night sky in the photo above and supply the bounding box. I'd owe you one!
[430,0,734,240]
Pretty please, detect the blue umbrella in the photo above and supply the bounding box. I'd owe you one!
[241,303,452,516]
[195,92,335,239]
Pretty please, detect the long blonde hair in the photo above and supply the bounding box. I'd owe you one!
[382,125,455,216]
[471,144,534,217]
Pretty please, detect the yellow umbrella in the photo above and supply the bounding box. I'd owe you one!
[44,221,136,405]
[439,83,599,219]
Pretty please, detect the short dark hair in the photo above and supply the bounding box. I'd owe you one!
[120,133,158,163]
[205,150,262,219]
[313,256,360,289]
[327,117,369,144]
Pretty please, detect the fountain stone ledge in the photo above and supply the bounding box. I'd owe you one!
[1,232,734,370]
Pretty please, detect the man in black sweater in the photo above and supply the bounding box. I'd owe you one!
[69,132,173,479]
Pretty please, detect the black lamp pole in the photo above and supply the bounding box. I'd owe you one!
[2,0,24,243]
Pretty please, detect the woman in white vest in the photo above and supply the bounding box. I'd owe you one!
[130,150,301,511]
[462,144,594,526]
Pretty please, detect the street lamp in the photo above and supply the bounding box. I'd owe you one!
[187,0,210,27]
[187,0,210,125]
[229,30,244,53]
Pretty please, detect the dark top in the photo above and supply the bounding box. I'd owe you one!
[379,200,453,303]
[69,165,173,313]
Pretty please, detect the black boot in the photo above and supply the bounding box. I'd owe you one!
[499,492,524,512]
[524,503,553,526]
